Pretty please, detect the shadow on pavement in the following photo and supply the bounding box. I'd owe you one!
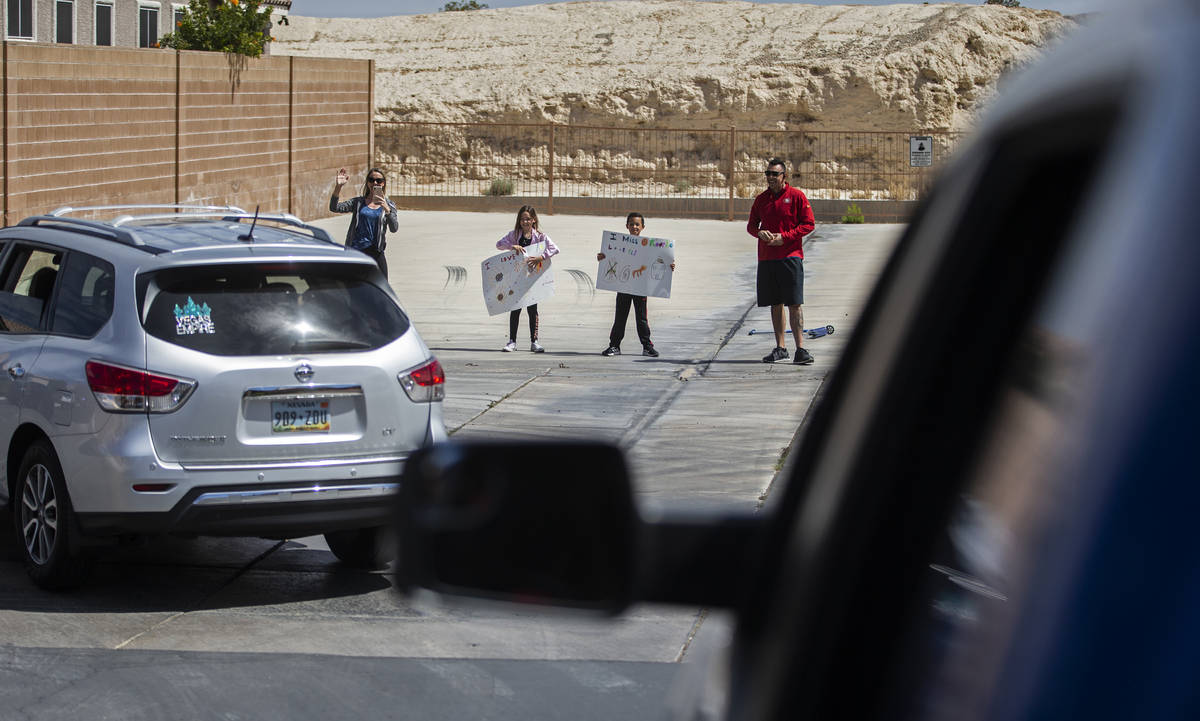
[0,531,391,613]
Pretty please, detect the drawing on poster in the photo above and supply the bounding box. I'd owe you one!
[595,231,675,298]
[481,241,556,316]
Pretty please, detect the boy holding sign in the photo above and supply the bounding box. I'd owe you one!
[597,212,674,357]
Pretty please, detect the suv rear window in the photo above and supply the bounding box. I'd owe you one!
[141,263,410,356]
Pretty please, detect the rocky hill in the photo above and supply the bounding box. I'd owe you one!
[274,0,1075,132]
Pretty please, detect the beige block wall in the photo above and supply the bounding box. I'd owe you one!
[290,55,371,221]
[1,41,370,226]
[177,50,291,212]
[5,44,176,222]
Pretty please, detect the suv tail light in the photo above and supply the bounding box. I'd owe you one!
[398,358,445,403]
[85,360,197,413]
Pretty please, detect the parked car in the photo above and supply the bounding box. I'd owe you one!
[0,206,446,590]
[392,1,1200,719]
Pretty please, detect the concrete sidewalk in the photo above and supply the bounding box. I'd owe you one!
[310,211,900,513]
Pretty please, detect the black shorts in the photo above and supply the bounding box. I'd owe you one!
[756,257,804,307]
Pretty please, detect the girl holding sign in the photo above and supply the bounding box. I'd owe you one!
[496,205,559,352]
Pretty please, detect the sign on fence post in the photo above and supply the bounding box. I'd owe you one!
[910,135,933,167]
[481,242,556,316]
[595,231,675,299]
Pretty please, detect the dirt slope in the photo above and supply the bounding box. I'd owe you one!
[275,1,1074,131]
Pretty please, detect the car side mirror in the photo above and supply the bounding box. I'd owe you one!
[394,441,768,613]
[394,441,638,613]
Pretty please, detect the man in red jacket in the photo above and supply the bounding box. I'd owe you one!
[746,157,816,365]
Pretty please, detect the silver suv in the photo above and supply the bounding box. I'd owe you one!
[0,206,447,589]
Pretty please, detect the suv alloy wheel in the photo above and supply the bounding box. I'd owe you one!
[14,440,90,589]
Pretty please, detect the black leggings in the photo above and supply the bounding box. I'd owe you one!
[362,247,387,277]
[508,304,539,342]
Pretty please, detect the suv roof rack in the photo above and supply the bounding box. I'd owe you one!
[18,205,250,253]
[18,205,337,250]
[112,211,337,245]
[49,204,249,218]
[16,215,155,250]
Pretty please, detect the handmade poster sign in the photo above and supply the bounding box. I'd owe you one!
[481,242,556,316]
[595,231,675,298]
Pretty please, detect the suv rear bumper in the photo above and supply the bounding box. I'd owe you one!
[75,479,397,538]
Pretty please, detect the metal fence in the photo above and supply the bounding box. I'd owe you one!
[374,121,963,221]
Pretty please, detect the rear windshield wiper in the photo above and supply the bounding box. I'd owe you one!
[289,339,374,352]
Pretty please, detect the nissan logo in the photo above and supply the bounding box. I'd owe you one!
[294,363,314,383]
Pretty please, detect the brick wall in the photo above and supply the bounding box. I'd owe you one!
[177,50,291,213]
[290,56,372,221]
[1,42,369,226]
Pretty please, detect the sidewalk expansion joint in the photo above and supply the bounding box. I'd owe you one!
[694,302,756,378]
[674,607,709,663]
[756,375,826,510]
[624,302,756,447]
[448,368,553,435]
[112,539,288,650]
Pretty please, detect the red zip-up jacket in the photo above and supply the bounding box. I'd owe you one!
[746,184,815,261]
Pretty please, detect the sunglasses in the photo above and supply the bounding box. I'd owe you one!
[368,177,386,185]
[764,170,784,178]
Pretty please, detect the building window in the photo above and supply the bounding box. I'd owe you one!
[6,0,33,39]
[138,4,159,47]
[172,3,183,30]
[94,1,111,45]
[55,0,73,43]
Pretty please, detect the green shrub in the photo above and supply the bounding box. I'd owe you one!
[672,179,693,194]
[485,177,515,196]
[840,203,866,224]
[161,0,272,57]
[442,1,489,10]
[984,0,1021,7]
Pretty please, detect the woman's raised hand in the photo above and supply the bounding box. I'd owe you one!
[335,168,348,187]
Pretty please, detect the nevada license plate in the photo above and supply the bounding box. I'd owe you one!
[271,399,331,433]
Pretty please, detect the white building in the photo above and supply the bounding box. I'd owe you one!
[3,0,291,49]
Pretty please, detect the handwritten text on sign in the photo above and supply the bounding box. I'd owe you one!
[481,242,556,316]
[595,231,675,298]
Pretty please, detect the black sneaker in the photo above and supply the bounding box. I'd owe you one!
[762,346,789,363]
[793,347,814,365]
[642,345,659,357]
[601,346,621,356]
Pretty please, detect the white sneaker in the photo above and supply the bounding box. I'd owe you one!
[502,341,517,352]
[530,341,545,353]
